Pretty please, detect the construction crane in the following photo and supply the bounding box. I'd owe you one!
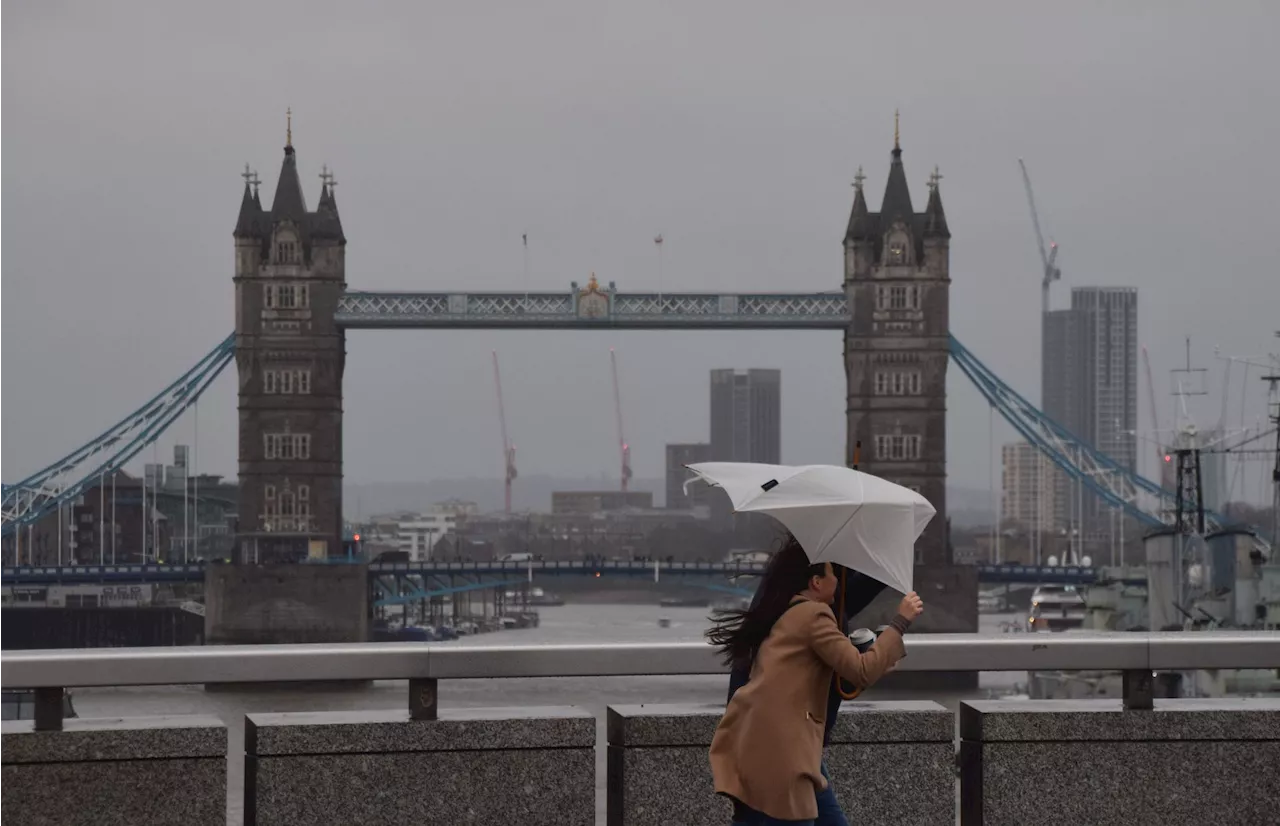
[1018,158,1062,314]
[609,348,632,493]
[492,351,517,513]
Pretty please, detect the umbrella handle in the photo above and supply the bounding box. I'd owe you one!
[836,567,863,701]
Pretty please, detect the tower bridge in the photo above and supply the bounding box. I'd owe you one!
[3,121,1267,646]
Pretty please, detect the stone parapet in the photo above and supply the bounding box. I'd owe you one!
[1,715,226,826]
[959,698,1280,825]
[607,701,954,826]
[244,705,594,825]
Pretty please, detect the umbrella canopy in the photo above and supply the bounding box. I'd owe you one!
[685,462,935,595]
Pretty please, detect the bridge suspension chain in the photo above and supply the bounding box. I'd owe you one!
[3,327,1269,557]
[949,335,1271,555]
[1,334,235,537]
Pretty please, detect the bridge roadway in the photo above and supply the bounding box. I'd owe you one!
[2,559,1139,587]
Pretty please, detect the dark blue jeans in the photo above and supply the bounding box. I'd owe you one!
[731,762,848,826]
[813,761,850,826]
[731,808,813,826]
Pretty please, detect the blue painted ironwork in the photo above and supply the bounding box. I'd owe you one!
[366,559,769,578]
[372,578,526,607]
[4,305,1266,556]
[1,563,208,583]
[335,288,850,330]
[1,335,235,538]
[973,564,1144,586]
[948,336,1271,554]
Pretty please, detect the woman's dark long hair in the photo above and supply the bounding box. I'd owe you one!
[706,534,827,668]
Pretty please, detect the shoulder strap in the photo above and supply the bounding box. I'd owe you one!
[781,597,813,618]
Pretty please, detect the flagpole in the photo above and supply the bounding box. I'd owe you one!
[100,472,106,565]
[193,399,199,562]
[152,441,159,560]
[654,234,664,311]
[522,233,529,313]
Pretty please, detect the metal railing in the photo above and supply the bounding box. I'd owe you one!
[4,631,1278,729]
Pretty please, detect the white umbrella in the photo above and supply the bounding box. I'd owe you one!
[685,462,934,595]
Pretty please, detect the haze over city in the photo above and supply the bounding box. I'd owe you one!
[4,1,1277,506]
[5,7,1280,826]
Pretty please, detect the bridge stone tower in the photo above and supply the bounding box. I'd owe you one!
[844,119,977,644]
[231,120,346,564]
[209,121,365,647]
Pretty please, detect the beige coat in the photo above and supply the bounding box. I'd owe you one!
[708,597,907,821]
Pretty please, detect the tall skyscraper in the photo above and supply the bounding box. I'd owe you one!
[1001,441,1058,535]
[1042,287,1138,540]
[665,442,712,509]
[708,369,781,535]
[709,369,781,464]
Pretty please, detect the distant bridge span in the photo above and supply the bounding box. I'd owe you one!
[2,560,1141,588]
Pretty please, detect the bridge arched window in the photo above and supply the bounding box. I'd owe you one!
[263,485,279,525]
[273,230,299,265]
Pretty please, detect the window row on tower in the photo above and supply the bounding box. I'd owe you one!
[874,284,921,311]
[263,369,311,394]
[264,433,312,461]
[874,369,922,396]
[264,283,310,309]
[874,434,922,461]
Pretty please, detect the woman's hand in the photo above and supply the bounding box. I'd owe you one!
[897,591,923,620]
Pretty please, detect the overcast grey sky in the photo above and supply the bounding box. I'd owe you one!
[4,1,1278,504]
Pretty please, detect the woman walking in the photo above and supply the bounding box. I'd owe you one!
[707,537,923,826]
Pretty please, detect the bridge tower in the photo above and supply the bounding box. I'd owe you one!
[232,117,346,563]
[844,117,976,642]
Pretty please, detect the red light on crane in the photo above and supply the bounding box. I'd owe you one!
[1163,455,1171,463]
[353,534,361,541]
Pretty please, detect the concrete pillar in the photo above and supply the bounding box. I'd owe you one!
[959,698,1280,825]
[1,715,226,825]
[607,701,953,826]
[244,706,594,825]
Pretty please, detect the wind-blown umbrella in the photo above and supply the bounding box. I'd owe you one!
[685,462,934,595]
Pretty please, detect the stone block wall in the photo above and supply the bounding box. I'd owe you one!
[607,701,954,826]
[244,706,595,825]
[1,715,226,826]
[959,697,1280,825]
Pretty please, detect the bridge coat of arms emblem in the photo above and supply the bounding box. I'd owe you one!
[574,273,611,320]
